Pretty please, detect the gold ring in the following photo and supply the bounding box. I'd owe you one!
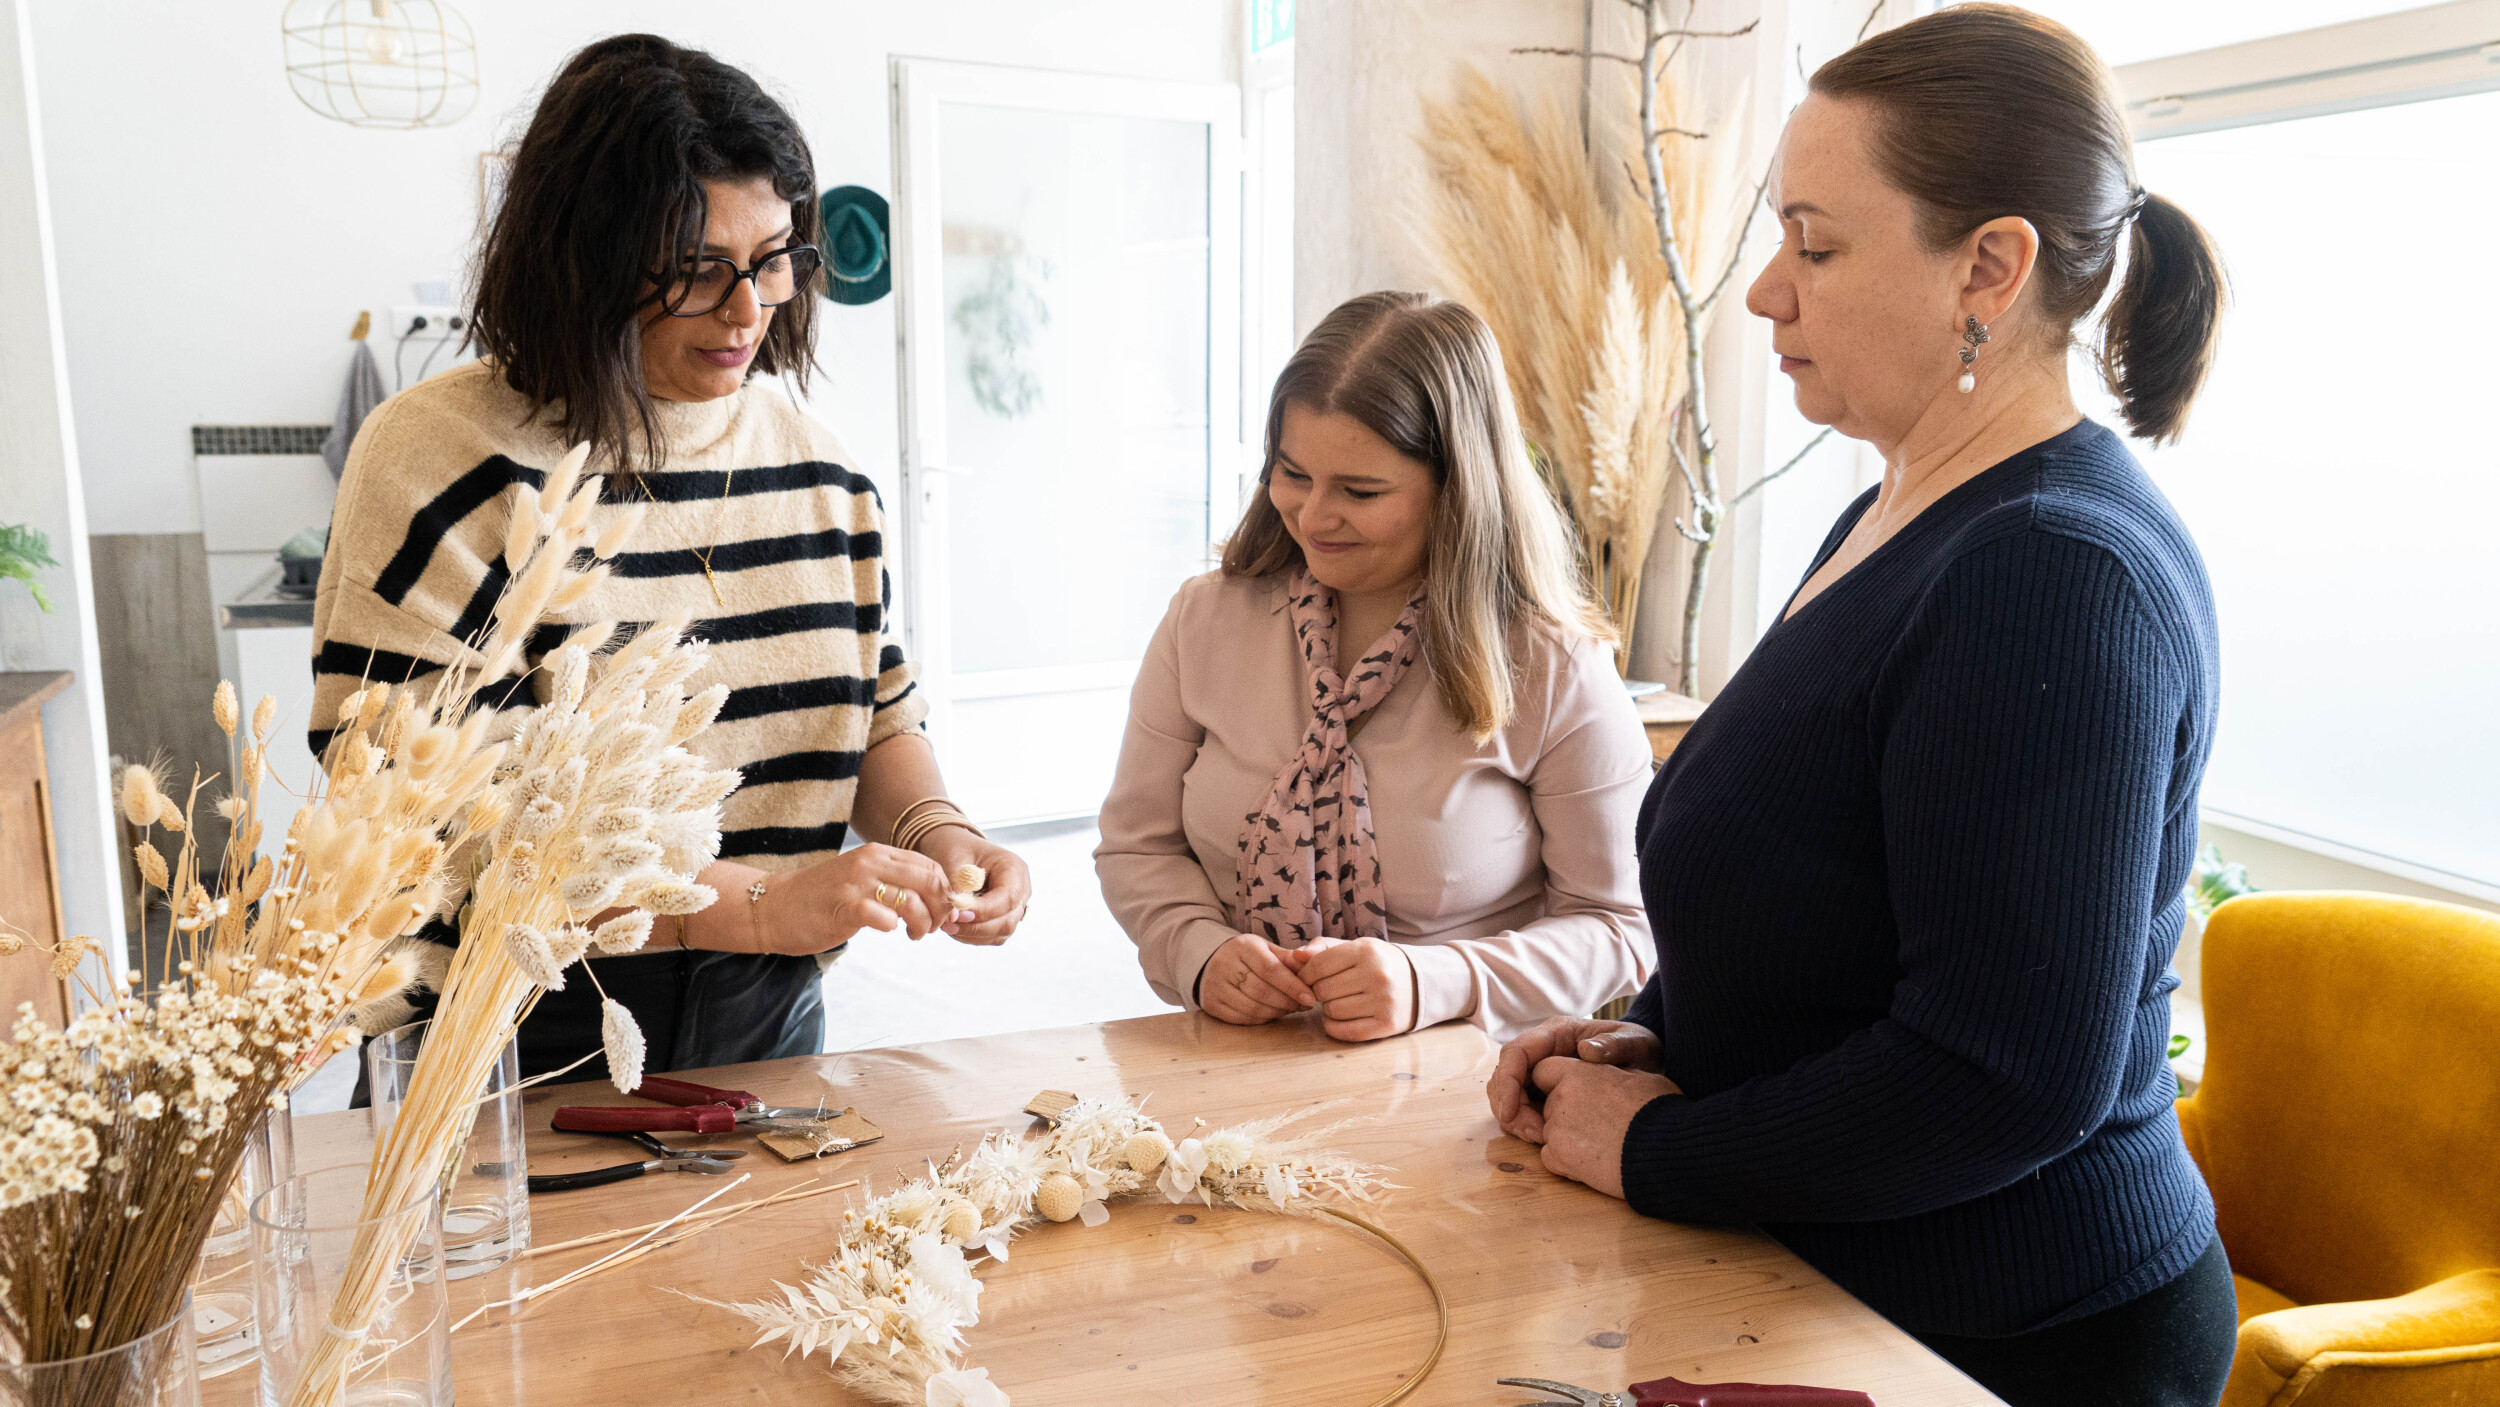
[873,882,892,907]
[1231,968,1249,987]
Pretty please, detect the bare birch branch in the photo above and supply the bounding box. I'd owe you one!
[1514,46,1644,66]
[1730,427,1837,508]
[1698,170,1775,314]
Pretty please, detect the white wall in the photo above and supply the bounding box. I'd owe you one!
[0,0,123,966]
[34,2,1241,532]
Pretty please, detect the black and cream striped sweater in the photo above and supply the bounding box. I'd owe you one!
[310,359,925,871]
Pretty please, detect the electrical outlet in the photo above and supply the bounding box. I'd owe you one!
[389,305,467,342]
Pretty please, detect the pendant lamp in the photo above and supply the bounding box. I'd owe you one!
[281,0,479,130]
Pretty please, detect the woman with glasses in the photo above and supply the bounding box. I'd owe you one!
[311,34,1030,1083]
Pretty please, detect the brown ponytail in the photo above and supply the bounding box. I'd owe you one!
[1811,3,2226,443]
[2101,192,2227,442]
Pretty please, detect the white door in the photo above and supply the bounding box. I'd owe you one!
[891,59,1241,826]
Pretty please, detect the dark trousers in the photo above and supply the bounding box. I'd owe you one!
[1915,1235,2238,1407]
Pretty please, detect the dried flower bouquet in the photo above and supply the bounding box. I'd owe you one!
[283,445,743,1407]
[693,1098,1394,1407]
[0,659,496,1376]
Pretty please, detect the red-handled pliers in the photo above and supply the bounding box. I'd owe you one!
[550,1074,833,1136]
[1500,1377,1876,1407]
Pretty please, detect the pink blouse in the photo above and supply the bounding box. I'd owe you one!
[1094,570,1656,1041]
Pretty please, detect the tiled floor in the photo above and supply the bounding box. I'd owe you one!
[293,818,1174,1113]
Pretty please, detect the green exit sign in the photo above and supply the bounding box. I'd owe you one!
[1252,0,1294,51]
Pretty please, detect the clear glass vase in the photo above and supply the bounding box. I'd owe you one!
[192,1100,296,1377]
[247,1165,452,1407]
[365,1018,530,1277]
[0,1293,201,1407]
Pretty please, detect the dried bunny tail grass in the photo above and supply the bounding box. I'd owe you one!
[558,474,601,534]
[592,502,647,560]
[601,999,645,1094]
[549,563,608,614]
[252,692,278,742]
[213,680,239,737]
[118,762,164,828]
[536,441,591,518]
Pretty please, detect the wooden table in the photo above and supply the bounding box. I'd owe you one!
[1635,690,1707,764]
[244,1014,1997,1407]
[0,671,74,1027]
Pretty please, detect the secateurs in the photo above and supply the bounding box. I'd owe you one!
[550,1074,840,1137]
[525,1130,745,1194]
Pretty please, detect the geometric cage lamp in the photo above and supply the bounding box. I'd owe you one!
[280,0,478,131]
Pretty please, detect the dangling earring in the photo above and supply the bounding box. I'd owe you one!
[1957,315,1991,394]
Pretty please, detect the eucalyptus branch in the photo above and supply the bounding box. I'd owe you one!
[1730,427,1837,508]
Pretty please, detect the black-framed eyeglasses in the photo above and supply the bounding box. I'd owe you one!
[648,245,823,317]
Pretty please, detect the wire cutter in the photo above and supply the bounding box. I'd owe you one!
[1499,1376,1876,1407]
[550,1074,836,1136]
[526,1130,745,1194]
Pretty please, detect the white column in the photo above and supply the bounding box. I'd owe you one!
[0,0,124,980]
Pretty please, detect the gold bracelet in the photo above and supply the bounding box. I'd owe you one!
[893,803,983,855]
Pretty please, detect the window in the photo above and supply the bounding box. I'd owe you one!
[2015,2,2500,897]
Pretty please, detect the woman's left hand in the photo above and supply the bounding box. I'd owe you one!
[913,828,1032,946]
[1297,936,1416,1043]
[1520,1058,1683,1202]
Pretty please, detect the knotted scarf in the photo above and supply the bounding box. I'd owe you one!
[1235,568,1425,945]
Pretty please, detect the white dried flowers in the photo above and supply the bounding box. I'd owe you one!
[686,1098,1388,1407]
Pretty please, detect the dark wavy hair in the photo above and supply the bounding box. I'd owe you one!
[1814,4,2226,443]
[470,34,819,468]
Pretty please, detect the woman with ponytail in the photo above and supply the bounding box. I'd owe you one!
[1486,7,2236,1404]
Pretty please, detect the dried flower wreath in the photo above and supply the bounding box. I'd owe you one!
[688,1097,1449,1407]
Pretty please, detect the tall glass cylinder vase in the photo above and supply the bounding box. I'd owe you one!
[247,1166,451,1407]
[365,1019,530,1277]
[0,1292,202,1407]
[192,1099,296,1377]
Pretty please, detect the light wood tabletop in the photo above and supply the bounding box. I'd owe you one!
[235,1012,1999,1407]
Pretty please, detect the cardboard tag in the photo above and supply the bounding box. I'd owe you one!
[1023,1089,1080,1124]
[756,1107,885,1163]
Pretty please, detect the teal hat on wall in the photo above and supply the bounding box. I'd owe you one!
[817,185,890,305]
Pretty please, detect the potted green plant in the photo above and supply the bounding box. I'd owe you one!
[0,522,56,614]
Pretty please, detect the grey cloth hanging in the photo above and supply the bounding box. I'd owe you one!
[320,340,386,480]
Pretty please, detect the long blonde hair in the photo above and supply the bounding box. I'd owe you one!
[1221,291,1612,739]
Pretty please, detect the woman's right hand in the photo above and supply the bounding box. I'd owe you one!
[747,844,963,954]
[1486,1017,1662,1142]
[1197,934,1319,1025]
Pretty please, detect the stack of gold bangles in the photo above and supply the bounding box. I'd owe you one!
[891,795,983,856]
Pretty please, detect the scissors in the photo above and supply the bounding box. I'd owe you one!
[1499,1376,1876,1407]
[526,1130,745,1194]
[551,1074,836,1136]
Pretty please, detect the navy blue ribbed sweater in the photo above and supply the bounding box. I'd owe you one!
[1621,420,2218,1339]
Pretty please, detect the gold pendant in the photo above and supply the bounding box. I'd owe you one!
[699,561,723,608]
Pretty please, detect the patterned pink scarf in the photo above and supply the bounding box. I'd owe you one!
[1236,568,1426,945]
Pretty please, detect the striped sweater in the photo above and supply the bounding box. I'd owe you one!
[310,359,927,873]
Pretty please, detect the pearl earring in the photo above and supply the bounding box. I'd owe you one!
[1957,315,1991,394]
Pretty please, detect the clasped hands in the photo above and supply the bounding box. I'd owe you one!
[1198,932,1415,1042]
[747,831,1032,955]
[1484,1017,1682,1201]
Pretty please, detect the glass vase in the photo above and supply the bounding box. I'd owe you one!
[0,1293,201,1407]
[247,1165,452,1407]
[192,1100,296,1377]
[365,1018,530,1277]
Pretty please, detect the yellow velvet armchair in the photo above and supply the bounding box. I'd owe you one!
[2178,891,2500,1407]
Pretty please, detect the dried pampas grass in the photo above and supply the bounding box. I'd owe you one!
[1414,65,1733,670]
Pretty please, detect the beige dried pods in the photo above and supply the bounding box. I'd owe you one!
[1034,1171,1085,1224]
[1122,1130,1173,1176]
[939,1199,983,1244]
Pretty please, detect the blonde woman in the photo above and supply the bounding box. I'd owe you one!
[1096,291,1653,1044]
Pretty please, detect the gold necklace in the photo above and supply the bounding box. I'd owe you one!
[627,463,737,608]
